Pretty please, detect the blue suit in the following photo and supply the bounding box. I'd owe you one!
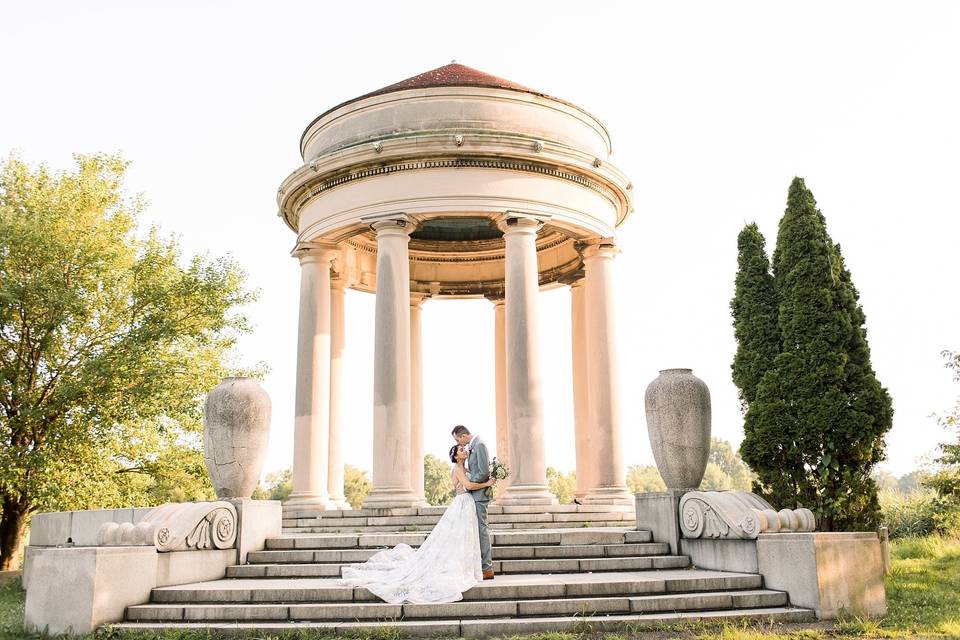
[466,436,492,572]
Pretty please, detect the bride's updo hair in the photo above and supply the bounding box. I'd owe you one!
[449,444,460,463]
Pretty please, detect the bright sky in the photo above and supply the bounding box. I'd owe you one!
[2,2,958,479]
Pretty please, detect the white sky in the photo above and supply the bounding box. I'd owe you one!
[2,2,958,479]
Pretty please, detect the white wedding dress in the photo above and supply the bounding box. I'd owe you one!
[339,480,482,604]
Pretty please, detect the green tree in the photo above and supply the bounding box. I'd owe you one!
[423,454,455,506]
[547,467,576,504]
[731,223,780,410]
[344,465,372,509]
[252,468,292,502]
[626,465,666,493]
[700,463,735,491]
[740,177,893,531]
[924,350,960,530]
[0,154,255,569]
[871,468,899,492]
[707,437,754,491]
[897,470,929,494]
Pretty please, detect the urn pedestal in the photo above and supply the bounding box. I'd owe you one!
[203,377,272,499]
[644,368,711,490]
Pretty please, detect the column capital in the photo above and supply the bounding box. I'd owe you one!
[484,293,506,306]
[410,292,431,308]
[579,238,620,261]
[362,213,420,236]
[292,241,340,264]
[331,275,349,291]
[495,212,548,235]
[559,270,586,288]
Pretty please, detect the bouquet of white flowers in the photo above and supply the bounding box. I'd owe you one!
[485,457,511,499]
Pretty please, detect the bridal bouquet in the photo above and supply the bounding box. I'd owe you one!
[485,457,511,499]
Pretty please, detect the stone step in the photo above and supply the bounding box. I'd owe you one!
[265,528,648,550]
[229,553,688,577]
[281,504,635,520]
[117,606,814,635]
[283,521,632,533]
[127,589,787,621]
[149,569,765,604]
[282,511,633,529]
[246,542,669,565]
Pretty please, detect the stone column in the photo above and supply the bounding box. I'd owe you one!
[570,277,592,499]
[363,216,421,508]
[327,276,350,510]
[288,242,338,509]
[496,216,556,505]
[409,292,430,505]
[490,296,511,498]
[581,241,633,505]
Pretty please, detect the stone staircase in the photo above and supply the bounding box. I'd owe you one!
[116,504,815,635]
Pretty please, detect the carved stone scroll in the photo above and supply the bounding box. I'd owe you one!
[97,501,237,552]
[679,491,816,540]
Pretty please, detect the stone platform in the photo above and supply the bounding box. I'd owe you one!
[113,504,815,635]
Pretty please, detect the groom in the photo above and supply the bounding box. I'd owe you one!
[452,425,494,580]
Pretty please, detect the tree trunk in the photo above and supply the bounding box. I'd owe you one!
[0,494,30,571]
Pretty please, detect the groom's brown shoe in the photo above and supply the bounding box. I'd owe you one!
[483,570,495,580]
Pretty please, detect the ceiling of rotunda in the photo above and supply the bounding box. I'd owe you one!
[408,217,503,243]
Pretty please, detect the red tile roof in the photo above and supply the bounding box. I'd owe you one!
[301,63,578,151]
[307,64,548,129]
[366,63,537,96]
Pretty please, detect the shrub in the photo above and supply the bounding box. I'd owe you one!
[879,489,939,538]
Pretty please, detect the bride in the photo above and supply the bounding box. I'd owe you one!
[339,444,495,604]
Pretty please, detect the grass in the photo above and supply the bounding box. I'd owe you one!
[2,536,959,639]
[0,580,24,640]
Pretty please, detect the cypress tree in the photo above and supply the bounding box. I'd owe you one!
[740,177,892,531]
[731,223,780,410]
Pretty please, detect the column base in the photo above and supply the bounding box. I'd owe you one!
[362,488,424,509]
[497,483,558,506]
[285,492,337,510]
[328,496,353,511]
[580,485,635,506]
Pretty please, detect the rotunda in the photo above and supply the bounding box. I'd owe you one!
[277,63,634,510]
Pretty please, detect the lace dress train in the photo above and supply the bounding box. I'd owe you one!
[339,492,482,603]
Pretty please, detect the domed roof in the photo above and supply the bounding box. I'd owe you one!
[305,63,559,138]
[364,63,538,97]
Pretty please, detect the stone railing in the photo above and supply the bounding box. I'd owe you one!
[679,490,816,540]
[96,501,237,551]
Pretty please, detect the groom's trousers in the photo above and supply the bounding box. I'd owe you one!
[475,500,492,571]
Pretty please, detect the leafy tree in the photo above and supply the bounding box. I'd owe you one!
[700,463,735,491]
[707,438,754,491]
[0,154,254,569]
[626,465,666,493]
[896,470,929,494]
[924,350,960,531]
[252,468,292,502]
[423,454,455,506]
[731,223,780,410]
[344,465,372,509]
[871,468,899,492]
[740,177,893,531]
[626,440,751,494]
[547,467,576,504]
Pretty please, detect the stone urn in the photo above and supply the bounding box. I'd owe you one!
[203,377,272,499]
[644,368,711,490]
